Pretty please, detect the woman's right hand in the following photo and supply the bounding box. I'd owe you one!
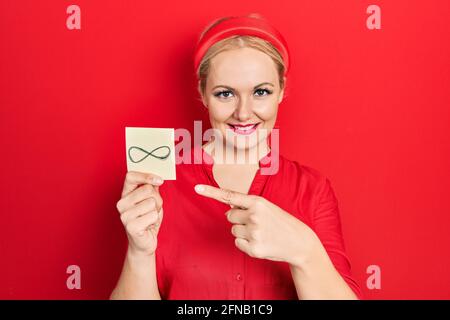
[116,171,164,256]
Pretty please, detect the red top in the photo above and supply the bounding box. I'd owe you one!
[156,145,362,299]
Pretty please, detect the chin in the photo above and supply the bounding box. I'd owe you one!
[226,135,265,151]
[231,142,259,151]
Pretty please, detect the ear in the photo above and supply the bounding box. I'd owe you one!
[278,76,287,104]
[197,81,208,108]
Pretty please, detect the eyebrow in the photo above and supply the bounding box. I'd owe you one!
[212,82,275,90]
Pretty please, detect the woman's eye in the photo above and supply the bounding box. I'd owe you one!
[214,90,234,99]
[214,88,272,99]
[254,88,272,96]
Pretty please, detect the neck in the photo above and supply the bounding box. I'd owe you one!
[202,138,270,167]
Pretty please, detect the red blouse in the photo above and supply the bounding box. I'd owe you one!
[156,145,362,299]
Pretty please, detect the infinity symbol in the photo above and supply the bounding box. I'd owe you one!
[127,145,171,163]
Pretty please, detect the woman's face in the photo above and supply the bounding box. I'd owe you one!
[201,47,285,152]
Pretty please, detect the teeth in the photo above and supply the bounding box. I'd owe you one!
[232,124,256,131]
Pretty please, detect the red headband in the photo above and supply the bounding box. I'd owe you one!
[194,16,290,78]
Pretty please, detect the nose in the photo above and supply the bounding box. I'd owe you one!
[233,96,253,122]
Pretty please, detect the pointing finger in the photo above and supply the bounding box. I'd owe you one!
[194,184,254,209]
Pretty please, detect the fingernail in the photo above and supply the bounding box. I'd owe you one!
[194,184,205,193]
[152,177,163,185]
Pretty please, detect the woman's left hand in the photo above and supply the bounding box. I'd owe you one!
[194,184,321,268]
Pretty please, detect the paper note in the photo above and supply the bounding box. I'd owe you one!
[125,127,176,180]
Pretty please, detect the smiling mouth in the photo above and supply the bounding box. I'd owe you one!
[227,122,261,135]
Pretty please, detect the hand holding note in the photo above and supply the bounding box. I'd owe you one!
[117,127,176,256]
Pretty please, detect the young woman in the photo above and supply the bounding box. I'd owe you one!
[110,14,362,300]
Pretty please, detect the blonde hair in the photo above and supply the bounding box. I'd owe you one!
[196,15,286,98]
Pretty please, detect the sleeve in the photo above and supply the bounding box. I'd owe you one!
[311,177,363,299]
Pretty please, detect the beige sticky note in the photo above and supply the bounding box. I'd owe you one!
[125,127,176,180]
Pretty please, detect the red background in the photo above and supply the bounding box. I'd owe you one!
[1,0,449,299]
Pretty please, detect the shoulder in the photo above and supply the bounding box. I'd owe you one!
[265,155,336,226]
[277,154,330,194]
[277,154,339,215]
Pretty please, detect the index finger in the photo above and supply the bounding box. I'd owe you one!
[122,171,164,197]
[194,184,253,209]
